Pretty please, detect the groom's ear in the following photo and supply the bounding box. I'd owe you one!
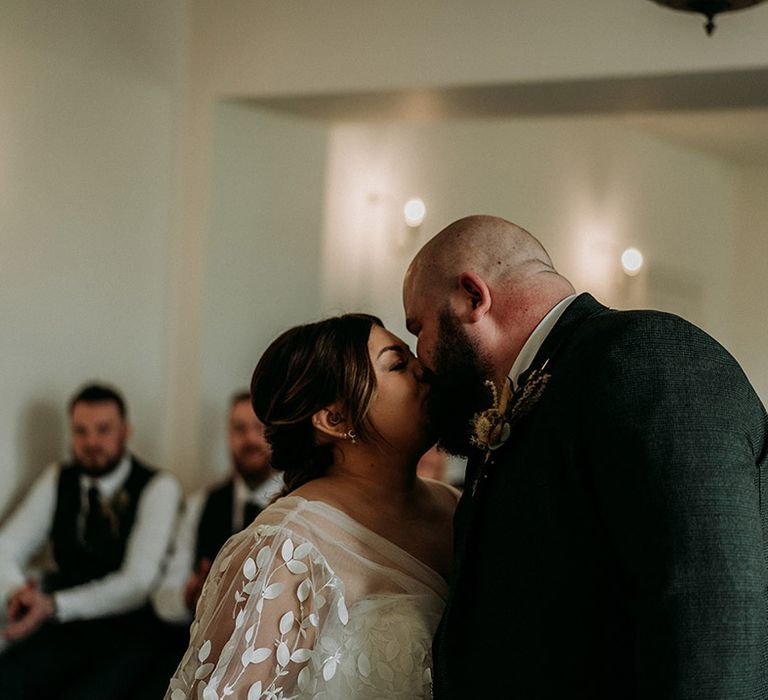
[311,405,348,441]
[456,272,491,323]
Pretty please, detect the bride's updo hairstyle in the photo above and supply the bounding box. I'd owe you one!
[251,313,384,496]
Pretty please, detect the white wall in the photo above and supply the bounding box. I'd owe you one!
[0,0,188,514]
[196,102,328,484]
[201,106,766,424]
[321,116,736,345]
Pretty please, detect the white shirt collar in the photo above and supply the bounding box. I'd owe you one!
[232,471,283,531]
[233,471,282,510]
[508,294,577,389]
[79,453,132,499]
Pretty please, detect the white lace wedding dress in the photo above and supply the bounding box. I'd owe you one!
[165,496,448,700]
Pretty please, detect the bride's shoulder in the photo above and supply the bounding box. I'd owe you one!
[251,492,351,542]
[212,497,331,579]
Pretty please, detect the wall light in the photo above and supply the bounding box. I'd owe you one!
[621,247,644,276]
[403,197,426,227]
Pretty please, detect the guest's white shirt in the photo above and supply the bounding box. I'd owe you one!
[232,472,281,533]
[152,472,281,624]
[508,294,578,389]
[0,454,180,623]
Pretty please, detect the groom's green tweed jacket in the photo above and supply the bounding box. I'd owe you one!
[433,293,768,699]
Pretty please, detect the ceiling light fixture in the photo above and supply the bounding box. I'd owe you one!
[649,0,767,35]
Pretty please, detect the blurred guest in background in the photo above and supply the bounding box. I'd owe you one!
[417,445,466,489]
[0,382,180,699]
[143,391,279,695]
[153,390,278,624]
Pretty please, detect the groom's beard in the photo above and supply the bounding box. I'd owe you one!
[426,309,496,457]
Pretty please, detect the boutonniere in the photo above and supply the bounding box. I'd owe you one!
[469,380,512,453]
[469,359,552,456]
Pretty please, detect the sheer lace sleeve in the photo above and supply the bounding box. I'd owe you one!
[166,522,349,700]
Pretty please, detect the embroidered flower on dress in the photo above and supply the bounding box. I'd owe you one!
[177,528,349,700]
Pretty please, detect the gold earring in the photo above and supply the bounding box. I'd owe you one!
[344,428,357,444]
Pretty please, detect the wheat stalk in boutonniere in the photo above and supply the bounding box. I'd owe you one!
[507,361,551,428]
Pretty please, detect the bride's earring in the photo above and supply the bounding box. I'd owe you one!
[344,428,357,444]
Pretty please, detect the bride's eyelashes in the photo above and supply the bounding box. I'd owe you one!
[377,341,415,372]
[390,350,416,371]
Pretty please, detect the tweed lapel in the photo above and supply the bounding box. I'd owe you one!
[467,293,607,495]
[516,292,607,389]
[437,294,610,674]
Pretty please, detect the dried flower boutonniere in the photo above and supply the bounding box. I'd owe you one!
[468,360,552,498]
[469,359,552,457]
[469,379,512,454]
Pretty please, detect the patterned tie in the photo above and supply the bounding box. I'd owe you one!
[242,501,261,529]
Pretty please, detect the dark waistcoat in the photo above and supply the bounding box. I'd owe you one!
[195,480,238,566]
[48,457,155,591]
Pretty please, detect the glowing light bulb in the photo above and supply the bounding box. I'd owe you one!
[403,198,426,227]
[621,247,644,276]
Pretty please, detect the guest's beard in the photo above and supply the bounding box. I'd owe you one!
[73,452,125,478]
[426,309,496,457]
[233,443,272,488]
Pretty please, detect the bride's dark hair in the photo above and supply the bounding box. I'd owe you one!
[251,313,383,497]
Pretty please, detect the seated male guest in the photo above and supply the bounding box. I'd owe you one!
[153,391,278,624]
[143,391,278,690]
[0,383,180,699]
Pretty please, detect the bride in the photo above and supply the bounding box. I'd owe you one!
[166,314,458,699]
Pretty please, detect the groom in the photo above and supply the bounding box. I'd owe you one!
[403,215,768,698]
